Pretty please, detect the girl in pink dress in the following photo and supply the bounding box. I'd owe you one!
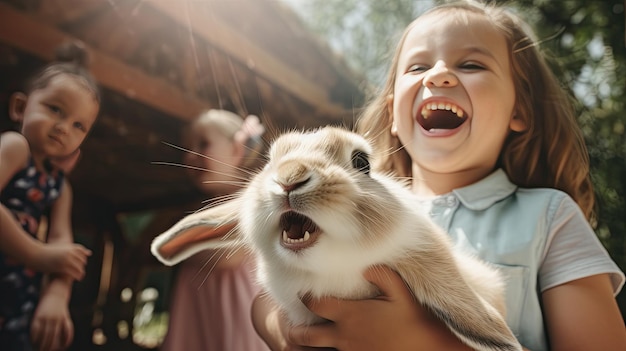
[160,110,268,351]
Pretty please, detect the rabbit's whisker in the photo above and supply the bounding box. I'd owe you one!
[193,250,224,287]
[160,141,260,178]
[151,161,253,183]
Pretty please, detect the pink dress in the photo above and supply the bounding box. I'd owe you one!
[161,249,269,351]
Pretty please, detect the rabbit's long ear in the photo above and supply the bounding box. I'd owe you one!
[395,256,521,351]
[151,197,243,266]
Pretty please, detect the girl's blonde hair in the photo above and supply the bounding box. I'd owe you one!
[183,109,264,170]
[356,0,594,220]
[187,109,243,141]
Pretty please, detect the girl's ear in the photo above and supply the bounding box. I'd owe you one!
[509,115,527,132]
[386,94,398,136]
[386,94,394,117]
[9,92,27,123]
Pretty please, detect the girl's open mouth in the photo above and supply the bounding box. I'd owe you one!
[417,102,468,131]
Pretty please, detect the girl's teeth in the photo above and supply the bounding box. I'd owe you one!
[420,102,464,119]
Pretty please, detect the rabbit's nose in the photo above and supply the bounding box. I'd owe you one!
[275,161,310,192]
[279,178,309,192]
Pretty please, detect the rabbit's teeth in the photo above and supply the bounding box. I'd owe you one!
[282,230,311,243]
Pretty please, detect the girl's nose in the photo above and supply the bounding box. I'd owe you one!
[423,61,458,88]
[54,121,69,134]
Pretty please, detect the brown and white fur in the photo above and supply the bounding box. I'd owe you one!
[151,126,522,351]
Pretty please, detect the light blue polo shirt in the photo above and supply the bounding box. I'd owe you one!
[417,169,624,351]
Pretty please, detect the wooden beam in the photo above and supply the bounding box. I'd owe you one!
[146,0,346,115]
[0,2,209,121]
[36,0,108,26]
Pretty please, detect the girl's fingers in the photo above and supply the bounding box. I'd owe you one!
[73,266,85,281]
[304,265,408,321]
[302,294,345,321]
[363,265,413,301]
[288,322,337,349]
[30,319,42,345]
[77,245,92,257]
[72,266,84,281]
[39,320,57,351]
[62,317,74,348]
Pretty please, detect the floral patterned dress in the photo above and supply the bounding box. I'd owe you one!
[0,158,64,350]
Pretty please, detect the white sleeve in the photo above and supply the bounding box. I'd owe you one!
[539,195,625,295]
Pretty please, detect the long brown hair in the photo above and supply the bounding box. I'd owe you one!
[356,0,595,219]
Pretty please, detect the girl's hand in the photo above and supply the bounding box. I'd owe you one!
[251,293,326,351]
[31,286,74,351]
[34,242,91,281]
[289,265,472,351]
[251,266,473,351]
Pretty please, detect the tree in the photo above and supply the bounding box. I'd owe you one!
[286,0,433,87]
[286,0,626,315]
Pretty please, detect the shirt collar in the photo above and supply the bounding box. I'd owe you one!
[452,169,517,210]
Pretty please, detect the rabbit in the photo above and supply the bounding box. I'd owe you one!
[151,126,522,351]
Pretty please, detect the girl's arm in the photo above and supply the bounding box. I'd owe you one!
[251,293,294,351]
[31,276,75,351]
[44,179,89,281]
[0,199,90,280]
[31,180,85,351]
[0,132,90,277]
[542,274,626,351]
[0,204,47,263]
[0,131,29,186]
[0,131,44,264]
[539,196,626,351]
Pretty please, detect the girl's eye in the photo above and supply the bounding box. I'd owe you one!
[48,105,62,114]
[73,122,86,132]
[407,64,428,73]
[460,62,485,70]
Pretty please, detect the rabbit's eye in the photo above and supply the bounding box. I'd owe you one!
[351,150,370,175]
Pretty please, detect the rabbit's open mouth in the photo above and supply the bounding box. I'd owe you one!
[279,211,320,251]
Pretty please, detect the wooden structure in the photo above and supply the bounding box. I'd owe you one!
[0,0,365,349]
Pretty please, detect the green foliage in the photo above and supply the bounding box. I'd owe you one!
[291,0,626,314]
[293,0,433,86]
